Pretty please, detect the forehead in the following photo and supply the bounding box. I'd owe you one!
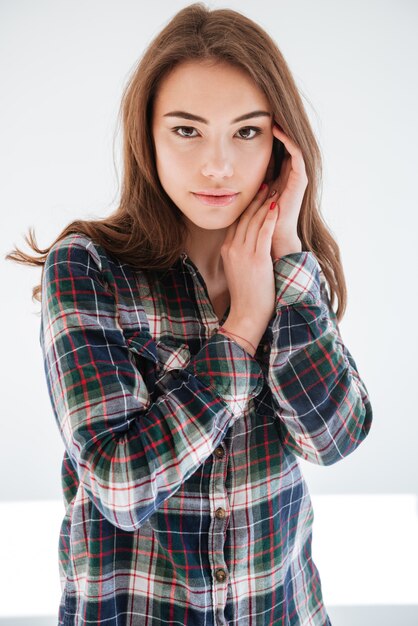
[153,59,271,114]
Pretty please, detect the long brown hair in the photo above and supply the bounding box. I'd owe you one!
[5,2,347,320]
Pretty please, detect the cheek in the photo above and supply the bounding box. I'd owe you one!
[154,147,187,196]
[239,138,272,172]
[156,142,191,181]
[239,143,273,187]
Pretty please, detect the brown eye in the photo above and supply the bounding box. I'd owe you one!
[236,127,262,140]
[171,126,262,140]
[172,126,198,138]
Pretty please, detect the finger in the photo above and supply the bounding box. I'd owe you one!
[274,156,291,191]
[233,183,271,244]
[240,186,277,244]
[256,202,280,256]
[272,124,307,178]
[244,191,279,251]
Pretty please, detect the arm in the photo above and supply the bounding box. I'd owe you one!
[266,251,372,466]
[40,235,264,531]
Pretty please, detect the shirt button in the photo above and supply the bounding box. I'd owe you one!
[263,344,269,353]
[215,507,226,519]
[215,568,227,583]
[214,446,224,459]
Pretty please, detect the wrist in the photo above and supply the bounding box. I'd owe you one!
[272,237,302,260]
[221,316,262,353]
[217,327,257,357]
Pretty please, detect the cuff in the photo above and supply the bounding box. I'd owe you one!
[184,331,264,417]
[273,252,322,308]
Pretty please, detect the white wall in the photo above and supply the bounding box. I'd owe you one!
[1,1,417,624]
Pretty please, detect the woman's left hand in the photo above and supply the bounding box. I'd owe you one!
[267,123,308,259]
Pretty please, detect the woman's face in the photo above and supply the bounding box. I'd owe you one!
[151,59,274,231]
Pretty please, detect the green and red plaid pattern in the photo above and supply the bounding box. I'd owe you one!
[40,233,372,625]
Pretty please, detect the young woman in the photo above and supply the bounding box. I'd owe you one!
[7,3,372,625]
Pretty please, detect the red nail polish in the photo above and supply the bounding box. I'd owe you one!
[259,183,267,192]
[269,201,277,210]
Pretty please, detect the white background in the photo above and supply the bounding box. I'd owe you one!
[1,1,417,624]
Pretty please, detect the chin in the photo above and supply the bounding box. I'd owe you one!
[182,208,236,228]
[192,220,232,231]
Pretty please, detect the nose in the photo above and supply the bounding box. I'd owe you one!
[200,141,234,179]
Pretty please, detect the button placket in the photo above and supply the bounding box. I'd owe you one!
[209,441,230,616]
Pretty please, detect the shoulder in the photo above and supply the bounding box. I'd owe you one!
[41,233,128,310]
[46,232,107,272]
[44,232,132,286]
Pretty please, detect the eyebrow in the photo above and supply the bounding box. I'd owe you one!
[162,110,272,124]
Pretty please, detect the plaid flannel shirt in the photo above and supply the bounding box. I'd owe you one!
[40,232,372,626]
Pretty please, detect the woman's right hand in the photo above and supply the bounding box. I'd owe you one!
[220,184,279,353]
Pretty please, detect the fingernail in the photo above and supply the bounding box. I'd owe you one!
[269,201,277,210]
[259,183,267,192]
[269,188,277,197]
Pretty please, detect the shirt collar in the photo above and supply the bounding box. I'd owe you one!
[180,251,194,267]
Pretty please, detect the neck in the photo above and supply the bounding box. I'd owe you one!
[183,221,227,281]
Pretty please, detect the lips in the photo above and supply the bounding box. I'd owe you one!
[193,189,238,196]
[192,192,239,207]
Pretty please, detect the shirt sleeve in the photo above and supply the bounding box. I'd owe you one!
[267,252,373,466]
[40,236,264,531]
